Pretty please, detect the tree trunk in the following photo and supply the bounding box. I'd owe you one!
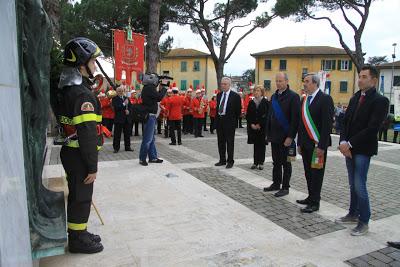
[215,60,225,90]
[42,0,60,41]
[146,0,162,73]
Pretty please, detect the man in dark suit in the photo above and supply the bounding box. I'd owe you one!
[297,73,334,213]
[264,72,300,197]
[215,77,242,169]
[112,85,133,153]
[336,65,389,236]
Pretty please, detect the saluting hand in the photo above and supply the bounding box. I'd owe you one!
[84,173,97,184]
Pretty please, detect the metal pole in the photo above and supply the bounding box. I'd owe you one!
[390,43,397,106]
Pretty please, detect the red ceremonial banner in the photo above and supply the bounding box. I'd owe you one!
[113,29,145,86]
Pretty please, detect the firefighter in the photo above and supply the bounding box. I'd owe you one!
[57,37,104,254]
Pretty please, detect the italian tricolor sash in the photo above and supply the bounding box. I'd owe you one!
[301,95,320,144]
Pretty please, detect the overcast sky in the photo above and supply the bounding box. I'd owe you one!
[162,0,400,76]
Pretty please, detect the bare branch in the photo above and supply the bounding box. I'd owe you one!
[342,0,364,16]
[338,2,357,32]
[225,24,258,62]
[227,21,253,37]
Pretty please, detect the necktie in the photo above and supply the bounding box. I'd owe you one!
[219,92,226,114]
[358,94,365,108]
[307,95,312,105]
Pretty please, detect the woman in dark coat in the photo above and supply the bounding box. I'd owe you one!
[246,85,269,170]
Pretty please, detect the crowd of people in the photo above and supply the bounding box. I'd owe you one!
[57,37,397,254]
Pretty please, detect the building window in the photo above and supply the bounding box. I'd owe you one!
[181,80,187,90]
[181,61,187,72]
[340,81,348,93]
[193,80,200,89]
[264,59,272,70]
[302,68,308,79]
[394,76,400,86]
[321,60,336,70]
[193,61,200,71]
[338,60,349,70]
[162,70,170,75]
[279,60,287,70]
[264,80,271,90]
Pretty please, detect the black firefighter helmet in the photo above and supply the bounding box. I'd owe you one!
[63,37,103,67]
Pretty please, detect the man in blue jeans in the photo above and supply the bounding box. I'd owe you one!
[337,65,389,236]
[139,74,167,166]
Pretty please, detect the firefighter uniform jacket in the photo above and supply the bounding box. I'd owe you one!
[59,78,103,174]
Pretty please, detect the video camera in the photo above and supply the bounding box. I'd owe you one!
[141,73,173,87]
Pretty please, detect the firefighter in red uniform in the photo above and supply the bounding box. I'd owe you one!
[57,37,104,253]
[201,86,209,131]
[183,87,193,134]
[191,89,207,137]
[167,86,185,145]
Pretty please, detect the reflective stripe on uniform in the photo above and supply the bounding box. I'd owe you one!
[59,116,73,125]
[65,140,102,150]
[72,113,102,125]
[68,222,87,231]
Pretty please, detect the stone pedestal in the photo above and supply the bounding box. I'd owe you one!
[0,1,33,266]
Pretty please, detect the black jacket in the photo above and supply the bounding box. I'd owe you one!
[267,88,300,143]
[215,90,242,129]
[141,84,167,114]
[340,88,389,156]
[246,97,269,144]
[298,90,334,150]
[59,78,102,173]
[112,95,131,124]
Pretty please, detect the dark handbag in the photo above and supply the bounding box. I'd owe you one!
[131,104,149,123]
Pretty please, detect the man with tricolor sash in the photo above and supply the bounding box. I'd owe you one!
[336,65,389,236]
[297,73,334,214]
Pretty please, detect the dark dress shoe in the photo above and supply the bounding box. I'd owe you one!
[198,135,204,137]
[296,198,311,205]
[178,142,182,145]
[226,163,234,169]
[139,160,148,166]
[149,158,163,163]
[169,142,177,145]
[215,161,226,166]
[113,149,119,153]
[387,241,400,249]
[263,184,281,192]
[301,204,319,213]
[125,148,134,151]
[274,189,289,197]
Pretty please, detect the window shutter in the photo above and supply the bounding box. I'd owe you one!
[338,60,342,70]
[321,60,325,70]
[349,61,352,70]
[332,60,336,70]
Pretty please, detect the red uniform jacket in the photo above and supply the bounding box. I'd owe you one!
[209,99,217,118]
[100,97,115,119]
[160,96,170,119]
[191,97,206,119]
[167,95,184,120]
[243,93,253,114]
[183,96,192,116]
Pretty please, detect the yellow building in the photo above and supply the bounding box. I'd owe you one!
[251,46,357,104]
[157,48,218,96]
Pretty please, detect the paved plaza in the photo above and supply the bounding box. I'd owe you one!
[41,128,400,267]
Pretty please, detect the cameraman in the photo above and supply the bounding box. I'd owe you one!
[139,74,168,165]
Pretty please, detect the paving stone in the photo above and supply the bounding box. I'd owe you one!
[369,252,394,264]
[186,167,345,240]
[388,252,400,261]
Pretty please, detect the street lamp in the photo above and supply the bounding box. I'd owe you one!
[390,43,397,107]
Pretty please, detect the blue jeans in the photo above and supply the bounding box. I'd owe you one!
[345,154,371,224]
[139,115,158,161]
